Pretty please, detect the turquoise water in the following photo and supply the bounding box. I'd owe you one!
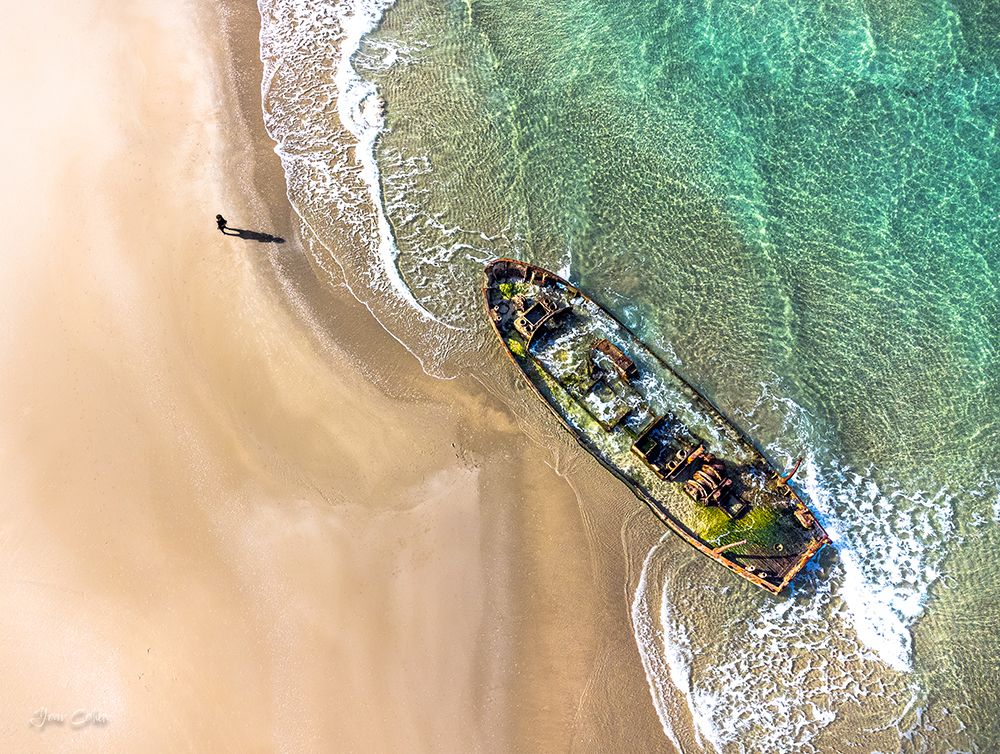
[260,0,999,749]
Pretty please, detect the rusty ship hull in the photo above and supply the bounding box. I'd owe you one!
[482,258,830,594]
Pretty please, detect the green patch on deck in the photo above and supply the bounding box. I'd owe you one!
[692,503,783,549]
[499,281,531,299]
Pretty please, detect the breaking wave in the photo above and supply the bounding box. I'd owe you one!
[629,381,964,753]
[257,0,472,376]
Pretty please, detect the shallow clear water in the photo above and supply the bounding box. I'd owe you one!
[259,0,999,749]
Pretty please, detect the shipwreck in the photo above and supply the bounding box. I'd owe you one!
[482,258,830,594]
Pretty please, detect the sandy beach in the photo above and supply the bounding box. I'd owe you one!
[0,0,674,750]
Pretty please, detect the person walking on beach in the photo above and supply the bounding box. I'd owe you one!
[215,213,285,243]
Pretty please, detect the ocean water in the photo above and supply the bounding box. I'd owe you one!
[257,0,999,750]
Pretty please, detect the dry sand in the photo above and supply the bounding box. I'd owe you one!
[0,1,670,751]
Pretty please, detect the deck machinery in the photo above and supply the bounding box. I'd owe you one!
[482,258,830,594]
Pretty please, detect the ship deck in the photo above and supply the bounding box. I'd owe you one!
[483,258,829,593]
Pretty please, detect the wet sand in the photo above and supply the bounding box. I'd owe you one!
[0,0,672,751]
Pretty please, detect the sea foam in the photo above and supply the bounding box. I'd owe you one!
[629,382,960,753]
[328,0,436,321]
[257,0,470,377]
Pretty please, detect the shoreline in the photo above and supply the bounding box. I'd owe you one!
[214,3,626,748]
[0,0,667,749]
[229,4,675,746]
[207,4,628,748]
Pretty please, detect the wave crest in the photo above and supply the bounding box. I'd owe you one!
[630,381,964,753]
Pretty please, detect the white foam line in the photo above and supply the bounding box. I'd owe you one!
[630,538,688,752]
[258,0,462,340]
[755,383,956,675]
[333,0,444,324]
[631,536,731,753]
[799,456,917,673]
[301,221,463,381]
[658,585,724,753]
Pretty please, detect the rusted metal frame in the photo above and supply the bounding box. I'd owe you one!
[482,261,830,594]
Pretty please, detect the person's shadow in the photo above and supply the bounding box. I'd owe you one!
[216,214,285,243]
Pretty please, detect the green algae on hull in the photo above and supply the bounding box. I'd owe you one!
[483,258,831,594]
